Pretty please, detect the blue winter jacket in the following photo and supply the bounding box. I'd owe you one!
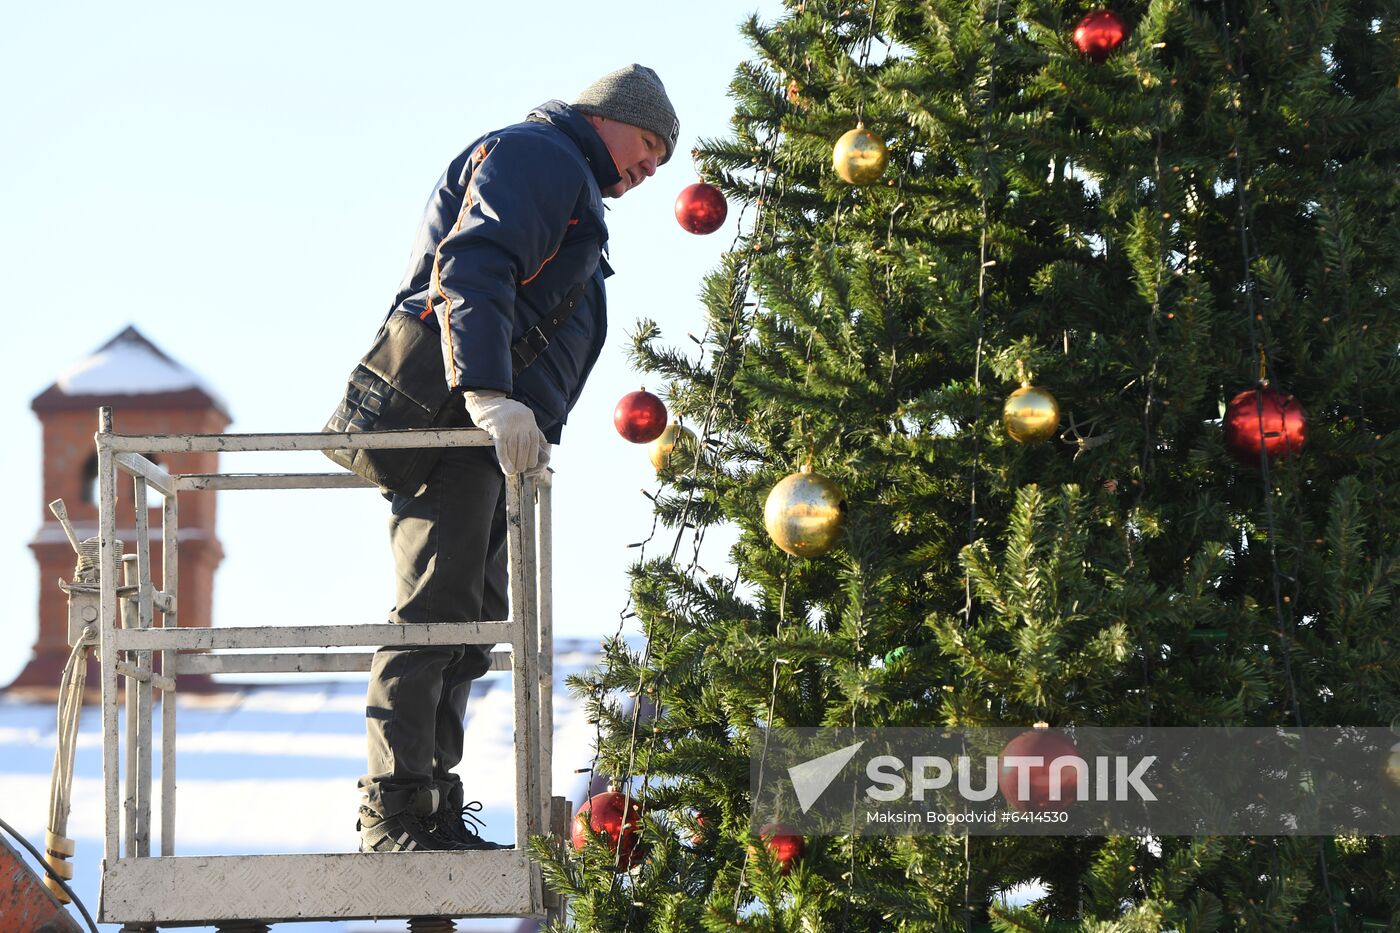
[387,101,619,444]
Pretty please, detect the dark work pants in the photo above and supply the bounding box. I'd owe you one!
[358,444,508,818]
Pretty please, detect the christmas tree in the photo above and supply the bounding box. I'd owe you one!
[538,0,1400,927]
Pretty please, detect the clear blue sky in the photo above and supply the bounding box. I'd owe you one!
[0,0,780,686]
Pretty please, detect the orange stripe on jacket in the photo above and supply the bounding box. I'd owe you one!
[519,217,579,286]
[429,145,490,383]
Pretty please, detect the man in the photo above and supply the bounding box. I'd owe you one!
[356,65,678,853]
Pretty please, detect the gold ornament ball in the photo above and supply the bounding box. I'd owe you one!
[648,422,697,471]
[1003,384,1060,444]
[832,125,888,185]
[763,468,847,558]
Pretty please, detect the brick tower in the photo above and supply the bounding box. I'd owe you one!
[11,326,231,691]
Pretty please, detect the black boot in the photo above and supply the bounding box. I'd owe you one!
[431,786,509,850]
[358,787,465,852]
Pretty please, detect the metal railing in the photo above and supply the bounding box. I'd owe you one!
[88,406,562,927]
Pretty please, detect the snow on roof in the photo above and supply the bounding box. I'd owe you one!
[40,325,230,415]
[0,638,612,932]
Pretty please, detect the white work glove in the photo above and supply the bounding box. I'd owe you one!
[526,435,552,480]
[464,390,545,475]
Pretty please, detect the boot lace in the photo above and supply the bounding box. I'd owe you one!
[442,799,490,844]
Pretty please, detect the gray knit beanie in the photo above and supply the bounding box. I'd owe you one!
[573,64,679,164]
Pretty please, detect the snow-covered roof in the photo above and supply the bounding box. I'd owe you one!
[31,325,230,417]
[1,638,609,932]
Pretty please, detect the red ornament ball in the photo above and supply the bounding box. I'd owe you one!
[998,729,1082,812]
[614,389,668,443]
[1073,9,1127,62]
[571,791,643,866]
[675,182,728,235]
[689,810,709,846]
[1223,386,1308,466]
[756,822,804,875]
